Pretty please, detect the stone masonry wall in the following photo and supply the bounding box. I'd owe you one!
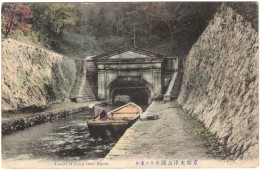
[2,100,103,135]
[178,5,258,160]
[2,106,89,134]
[2,39,76,112]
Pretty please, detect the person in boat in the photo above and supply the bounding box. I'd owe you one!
[89,104,108,121]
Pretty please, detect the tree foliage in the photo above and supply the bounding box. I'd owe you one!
[59,2,221,57]
[2,2,256,58]
[2,3,32,38]
[30,3,76,49]
[227,2,258,31]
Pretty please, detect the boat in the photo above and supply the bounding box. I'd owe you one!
[87,102,142,138]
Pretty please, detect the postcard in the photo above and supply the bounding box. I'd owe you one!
[1,1,258,169]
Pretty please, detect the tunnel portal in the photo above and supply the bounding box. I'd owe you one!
[108,78,152,105]
[91,46,180,104]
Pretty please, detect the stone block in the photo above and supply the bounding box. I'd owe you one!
[163,94,171,102]
[140,112,159,121]
[76,97,83,103]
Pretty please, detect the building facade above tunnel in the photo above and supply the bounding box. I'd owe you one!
[92,46,180,104]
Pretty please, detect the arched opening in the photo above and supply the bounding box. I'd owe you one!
[107,77,153,106]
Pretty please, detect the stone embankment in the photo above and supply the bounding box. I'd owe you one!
[104,101,257,168]
[105,101,218,161]
[177,5,258,160]
[1,39,76,112]
[2,101,102,134]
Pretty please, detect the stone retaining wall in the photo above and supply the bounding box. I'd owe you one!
[177,5,258,160]
[1,39,76,112]
[2,106,90,135]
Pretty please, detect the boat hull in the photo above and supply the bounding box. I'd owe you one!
[87,102,142,138]
[87,118,138,138]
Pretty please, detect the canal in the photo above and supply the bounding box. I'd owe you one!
[2,104,147,161]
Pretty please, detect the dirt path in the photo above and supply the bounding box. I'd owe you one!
[105,101,221,160]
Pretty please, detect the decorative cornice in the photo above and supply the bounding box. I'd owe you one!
[92,46,178,60]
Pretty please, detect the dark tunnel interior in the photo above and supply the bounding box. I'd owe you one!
[110,81,150,106]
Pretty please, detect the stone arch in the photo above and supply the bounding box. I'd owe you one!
[106,77,154,105]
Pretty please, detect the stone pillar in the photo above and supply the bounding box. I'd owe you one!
[153,69,162,99]
[98,70,106,100]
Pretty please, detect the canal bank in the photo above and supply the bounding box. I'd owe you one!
[2,104,121,162]
[105,101,223,160]
[2,101,257,168]
[2,101,103,134]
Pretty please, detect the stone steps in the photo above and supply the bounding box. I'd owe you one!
[82,78,96,102]
[86,75,98,98]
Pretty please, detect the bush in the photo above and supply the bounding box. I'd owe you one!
[8,26,46,47]
[48,57,76,102]
[61,57,76,92]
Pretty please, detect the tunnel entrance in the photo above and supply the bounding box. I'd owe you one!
[113,87,148,105]
[108,78,152,106]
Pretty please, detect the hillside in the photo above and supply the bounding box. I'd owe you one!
[178,5,258,159]
[1,39,76,112]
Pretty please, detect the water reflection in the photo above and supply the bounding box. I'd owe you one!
[2,105,118,161]
[2,104,147,161]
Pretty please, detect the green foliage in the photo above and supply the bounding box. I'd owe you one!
[70,72,84,98]
[50,64,68,102]
[48,57,76,102]
[2,23,46,47]
[30,3,76,49]
[57,30,86,57]
[43,80,56,103]
[48,3,76,32]
[3,2,256,58]
[1,3,32,38]
[61,57,76,91]
[55,2,221,57]
[227,2,258,31]
[17,71,53,104]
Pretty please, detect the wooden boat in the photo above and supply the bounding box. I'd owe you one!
[87,102,142,138]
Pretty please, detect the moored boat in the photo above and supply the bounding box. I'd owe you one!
[87,102,142,138]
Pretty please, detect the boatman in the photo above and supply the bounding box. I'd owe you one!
[89,104,108,121]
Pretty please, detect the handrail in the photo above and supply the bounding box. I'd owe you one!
[165,72,178,95]
[163,58,179,102]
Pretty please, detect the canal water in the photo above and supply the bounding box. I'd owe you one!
[2,105,147,161]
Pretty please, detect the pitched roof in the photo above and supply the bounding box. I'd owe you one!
[92,46,178,60]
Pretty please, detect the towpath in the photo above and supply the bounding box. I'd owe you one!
[105,101,221,161]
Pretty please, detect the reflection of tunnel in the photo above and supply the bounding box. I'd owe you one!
[108,78,152,106]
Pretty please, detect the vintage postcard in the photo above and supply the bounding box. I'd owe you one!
[1,1,258,169]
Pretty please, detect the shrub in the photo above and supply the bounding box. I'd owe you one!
[61,57,76,93]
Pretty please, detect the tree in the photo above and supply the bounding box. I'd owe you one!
[2,3,32,38]
[30,3,76,47]
[116,11,146,47]
[3,2,222,58]
[138,2,220,55]
[138,3,179,51]
[227,2,258,31]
